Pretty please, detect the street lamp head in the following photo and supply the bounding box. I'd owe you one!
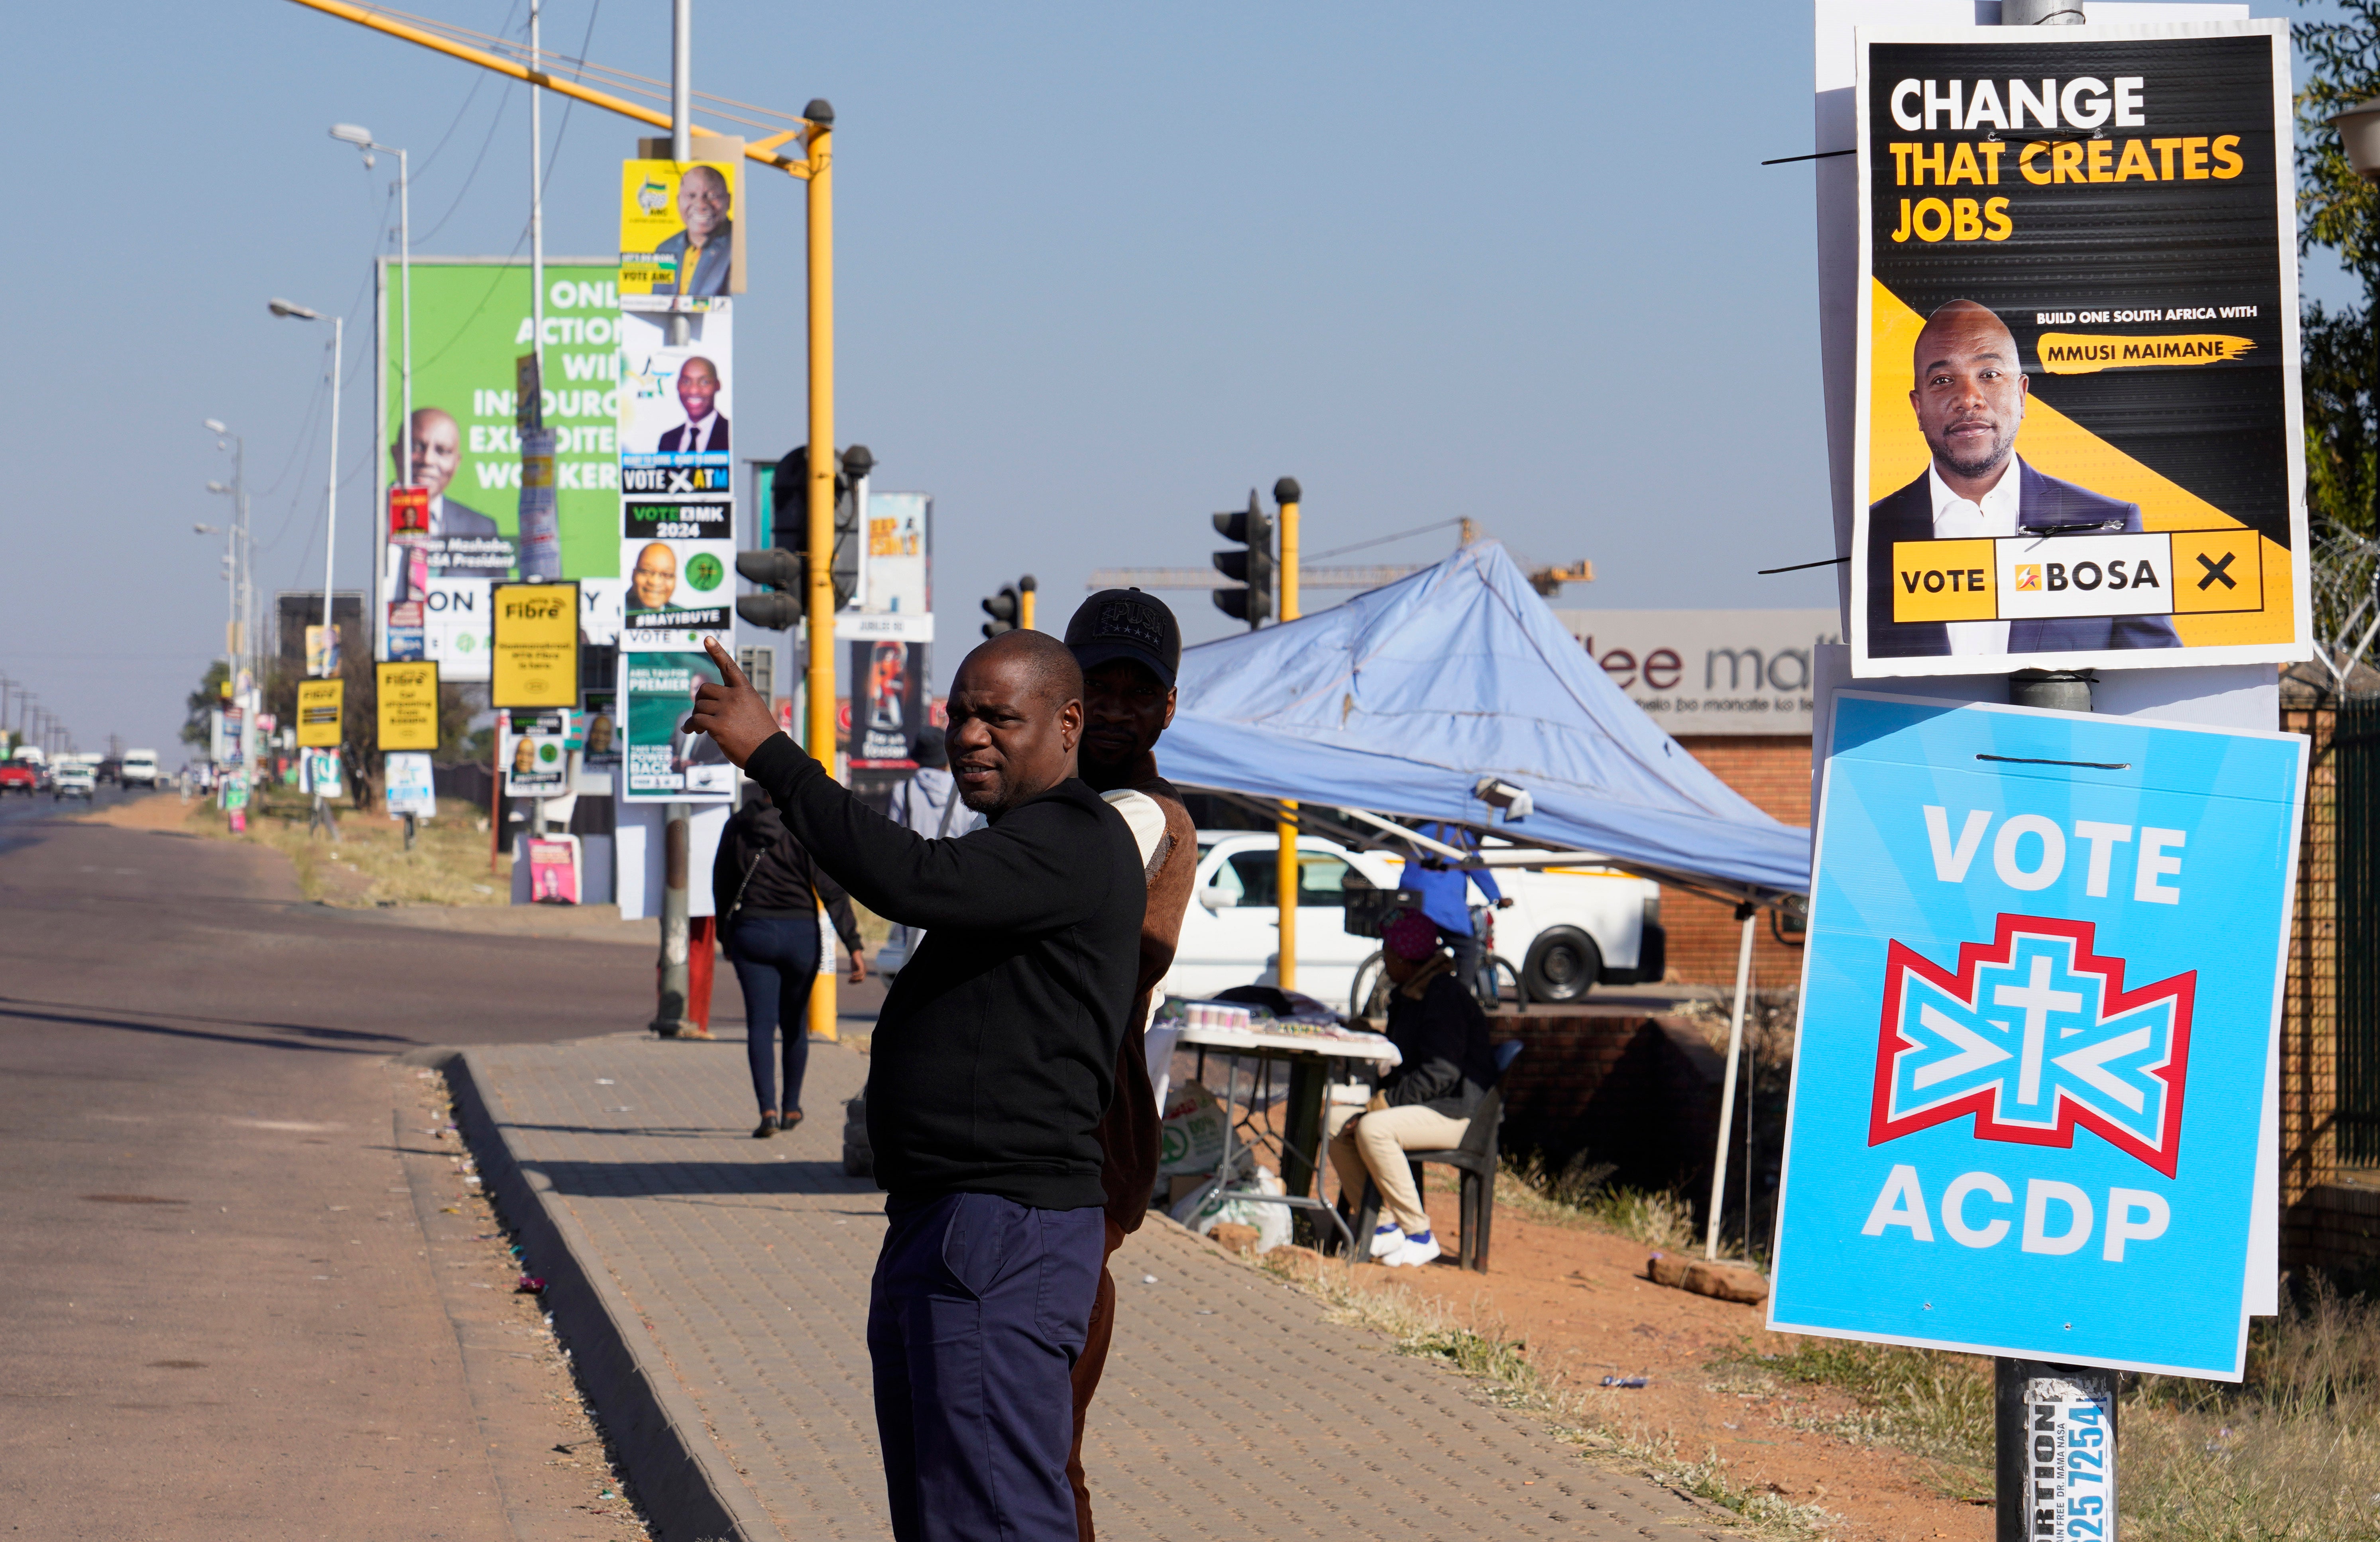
[330,122,373,147]
[204,418,227,434]
[206,481,232,494]
[804,99,835,126]
[2335,98,2380,181]
[840,444,875,480]
[194,523,220,535]
[268,298,322,321]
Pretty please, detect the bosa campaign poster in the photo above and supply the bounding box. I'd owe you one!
[1851,22,2307,677]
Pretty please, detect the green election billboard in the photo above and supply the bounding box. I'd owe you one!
[378,258,627,679]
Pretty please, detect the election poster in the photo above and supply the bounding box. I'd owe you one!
[621,650,736,803]
[1850,22,2308,678]
[500,708,574,797]
[618,307,735,653]
[377,258,628,679]
[617,152,744,304]
[384,751,436,819]
[1769,693,2307,1378]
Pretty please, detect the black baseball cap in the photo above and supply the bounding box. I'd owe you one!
[1065,589,1182,687]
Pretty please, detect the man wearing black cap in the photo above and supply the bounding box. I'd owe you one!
[1060,589,1199,1541]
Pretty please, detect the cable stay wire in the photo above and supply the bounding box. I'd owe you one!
[344,2,812,137]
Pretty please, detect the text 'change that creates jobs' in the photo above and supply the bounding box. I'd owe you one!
[1880,74,2246,245]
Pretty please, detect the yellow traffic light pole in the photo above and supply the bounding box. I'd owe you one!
[804,106,841,1045]
[1274,478,1300,993]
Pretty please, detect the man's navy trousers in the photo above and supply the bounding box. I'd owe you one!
[868,1191,1106,1542]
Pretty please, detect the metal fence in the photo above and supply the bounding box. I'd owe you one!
[2338,696,2380,1164]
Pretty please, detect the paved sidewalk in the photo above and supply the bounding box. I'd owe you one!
[459,1033,1721,1542]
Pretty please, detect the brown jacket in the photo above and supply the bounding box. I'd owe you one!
[1095,755,1198,1233]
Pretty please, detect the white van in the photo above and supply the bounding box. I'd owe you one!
[1158,832,1663,1014]
[119,749,159,788]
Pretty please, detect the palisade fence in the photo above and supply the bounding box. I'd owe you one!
[2341,696,2380,1166]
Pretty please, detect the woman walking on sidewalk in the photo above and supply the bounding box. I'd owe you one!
[713,784,866,1137]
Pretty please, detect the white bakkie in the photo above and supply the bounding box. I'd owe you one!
[1158,831,1663,1014]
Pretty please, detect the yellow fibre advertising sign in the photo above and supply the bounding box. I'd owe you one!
[619,157,741,300]
[492,581,580,708]
[376,661,441,751]
[296,679,344,748]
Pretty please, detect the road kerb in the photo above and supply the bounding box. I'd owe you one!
[448,1045,784,1542]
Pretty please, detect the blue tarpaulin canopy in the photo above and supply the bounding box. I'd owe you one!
[1158,541,1812,901]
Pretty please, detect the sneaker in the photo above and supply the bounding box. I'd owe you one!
[1368,1223,1407,1259]
[1385,1230,1441,1267]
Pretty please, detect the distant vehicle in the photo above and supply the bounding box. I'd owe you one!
[1158,831,1665,1015]
[52,763,95,801]
[119,750,159,789]
[0,761,35,796]
[96,757,122,785]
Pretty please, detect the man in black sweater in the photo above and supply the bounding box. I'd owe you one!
[686,631,1146,1542]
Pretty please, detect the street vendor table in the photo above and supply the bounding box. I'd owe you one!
[1173,1020,1401,1256]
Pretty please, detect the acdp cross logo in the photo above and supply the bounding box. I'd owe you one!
[1871,915,2194,1177]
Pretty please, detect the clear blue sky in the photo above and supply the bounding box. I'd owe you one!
[0,0,2331,755]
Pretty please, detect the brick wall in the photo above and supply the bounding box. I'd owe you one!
[1661,734,1812,989]
[1485,1012,1722,1196]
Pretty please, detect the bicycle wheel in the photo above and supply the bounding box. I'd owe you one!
[1476,954,1524,1012]
[1348,951,1391,1024]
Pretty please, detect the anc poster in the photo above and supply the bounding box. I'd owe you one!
[376,258,631,679]
[1850,22,2309,677]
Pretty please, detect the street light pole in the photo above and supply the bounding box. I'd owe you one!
[207,419,254,773]
[331,127,410,488]
[269,300,344,652]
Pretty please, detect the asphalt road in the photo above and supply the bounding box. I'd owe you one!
[0,792,698,1539]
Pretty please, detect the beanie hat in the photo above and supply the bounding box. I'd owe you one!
[1384,909,1442,962]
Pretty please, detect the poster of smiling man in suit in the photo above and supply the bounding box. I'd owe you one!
[1849,22,2310,677]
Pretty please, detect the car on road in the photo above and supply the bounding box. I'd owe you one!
[1158,831,1665,1015]
[119,750,159,789]
[0,761,36,796]
[51,763,95,802]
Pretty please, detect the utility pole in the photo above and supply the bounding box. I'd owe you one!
[325,321,342,642]
[530,0,545,374]
[1980,11,2114,1542]
[651,0,698,1038]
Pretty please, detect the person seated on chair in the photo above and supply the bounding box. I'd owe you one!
[1329,909,1501,1267]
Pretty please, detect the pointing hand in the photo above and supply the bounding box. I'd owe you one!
[684,637,781,768]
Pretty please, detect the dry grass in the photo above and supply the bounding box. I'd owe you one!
[1716,1336,1993,1502]
[1495,1152,1705,1255]
[2122,1281,2380,1542]
[1717,1280,2380,1538]
[184,786,511,907]
[1251,1245,1831,1536]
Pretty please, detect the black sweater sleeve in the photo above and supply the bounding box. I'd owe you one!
[745,733,1109,932]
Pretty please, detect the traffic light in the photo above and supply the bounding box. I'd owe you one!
[981,575,1037,639]
[737,443,873,629]
[1211,489,1273,627]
